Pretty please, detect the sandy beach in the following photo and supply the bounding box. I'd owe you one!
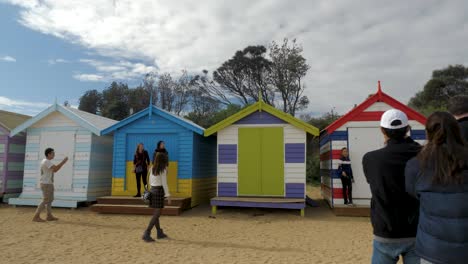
[0,187,377,264]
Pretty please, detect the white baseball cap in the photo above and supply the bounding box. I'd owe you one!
[380,109,409,129]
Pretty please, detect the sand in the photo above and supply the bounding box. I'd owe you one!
[0,187,378,264]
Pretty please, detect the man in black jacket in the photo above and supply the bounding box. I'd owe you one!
[448,95,468,142]
[362,109,421,264]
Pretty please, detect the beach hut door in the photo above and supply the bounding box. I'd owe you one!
[38,131,75,191]
[348,127,385,199]
[238,127,284,196]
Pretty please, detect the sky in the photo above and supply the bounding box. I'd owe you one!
[1,0,467,117]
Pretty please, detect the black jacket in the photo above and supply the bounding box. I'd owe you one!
[337,157,353,180]
[362,137,421,238]
[133,150,150,170]
[406,158,468,264]
[153,148,169,162]
[458,116,468,142]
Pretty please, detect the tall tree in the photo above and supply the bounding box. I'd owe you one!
[196,45,274,106]
[127,86,151,114]
[172,70,194,115]
[268,38,310,116]
[409,64,468,115]
[101,81,130,120]
[157,73,175,112]
[185,89,221,128]
[78,89,102,114]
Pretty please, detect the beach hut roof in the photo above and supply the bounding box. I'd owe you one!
[101,105,205,136]
[322,81,427,135]
[9,103,117,137]
[204,100,320,136]
[0,109,31,132]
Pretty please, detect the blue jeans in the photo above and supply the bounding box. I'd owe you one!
[372,240,420,264]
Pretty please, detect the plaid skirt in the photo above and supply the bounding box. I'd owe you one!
[149,186,165,208]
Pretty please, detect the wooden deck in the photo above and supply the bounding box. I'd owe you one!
[90,196,191,216]
[211,196,306,216]
[332,205,370,217]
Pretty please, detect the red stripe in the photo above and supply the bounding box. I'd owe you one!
[321,184,345,199]
[320,150,343,161]
[350,111,384,121]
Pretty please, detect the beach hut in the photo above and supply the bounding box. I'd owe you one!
[8,103,117,208]
[99,105,217,207]
[320,82,427,208]
[205,98,319,216]
[0,110,30,202]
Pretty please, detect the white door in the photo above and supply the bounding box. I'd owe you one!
[39,131,75,191]
[348,127,385,199]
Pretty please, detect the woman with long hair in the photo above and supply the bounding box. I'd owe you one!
[153,140,169,162]
[133,143,150,197]
[406,112,468,264]
[142,152,171,242]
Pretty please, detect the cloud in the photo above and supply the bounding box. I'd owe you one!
[73,73,104,82]
[5,0,468,113]
[1,56,16,62]
[47,58,69,65]
[76,59,157,81]
[0,96,50,115]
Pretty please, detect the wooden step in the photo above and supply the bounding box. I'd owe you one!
[90,204,182,216]
[96,196,191,210]
[333,206,370,217]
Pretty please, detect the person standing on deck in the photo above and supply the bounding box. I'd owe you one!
[337,147,354,206]
[133,143,150,197]
[362,109,422,264]
[32,148,68,222]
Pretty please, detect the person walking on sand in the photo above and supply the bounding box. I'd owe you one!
[32,148,68,222]
[406,112,468,264]
[337,147,354,205]
[448,95,468,142]
[133,143,150,197]
[362,109,422,264]
[142,152,171,242]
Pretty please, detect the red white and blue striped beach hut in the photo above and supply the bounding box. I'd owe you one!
[320,82,427,208]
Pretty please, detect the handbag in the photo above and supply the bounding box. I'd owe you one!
[135,165,143,174]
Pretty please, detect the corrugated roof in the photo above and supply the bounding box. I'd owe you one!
[0,109,31,131]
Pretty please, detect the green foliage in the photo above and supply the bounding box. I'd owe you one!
[409,64,468,116]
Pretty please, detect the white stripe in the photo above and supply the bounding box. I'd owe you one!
[331,140,348,150]
[284,125,306,143]
[335,120,424,131]
[363,102,392,112]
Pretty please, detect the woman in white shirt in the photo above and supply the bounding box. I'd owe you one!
[142,152,171,242]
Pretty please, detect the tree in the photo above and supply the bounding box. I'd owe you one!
[305,109,341,185]
[172,70,194,115]
[195,45,274,106]
[268,38,310,116]
[127,86,151,114]
[184,89,221,128]
[409,64,468,115]
[101,81,130,120]
[78,89,102,114]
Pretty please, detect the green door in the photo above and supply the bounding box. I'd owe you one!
[238,127,284,196]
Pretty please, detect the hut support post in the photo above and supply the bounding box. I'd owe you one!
[300,208,305,217]
[211,205,217,215]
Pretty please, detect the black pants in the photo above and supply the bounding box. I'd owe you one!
[136,170,148,195]
[340,176,353,204]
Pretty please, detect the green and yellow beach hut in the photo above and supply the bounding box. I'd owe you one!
[205,99,319,216]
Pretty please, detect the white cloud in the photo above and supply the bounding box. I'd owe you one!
[76,59,157,81]
[47,58,69,65]
[5,0,468,113]
[1,56,16,62]
[0,96,50,115]
[73,73,104,82]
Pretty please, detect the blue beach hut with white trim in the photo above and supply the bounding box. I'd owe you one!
[8,103,117,208]
[100,105,217,207]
